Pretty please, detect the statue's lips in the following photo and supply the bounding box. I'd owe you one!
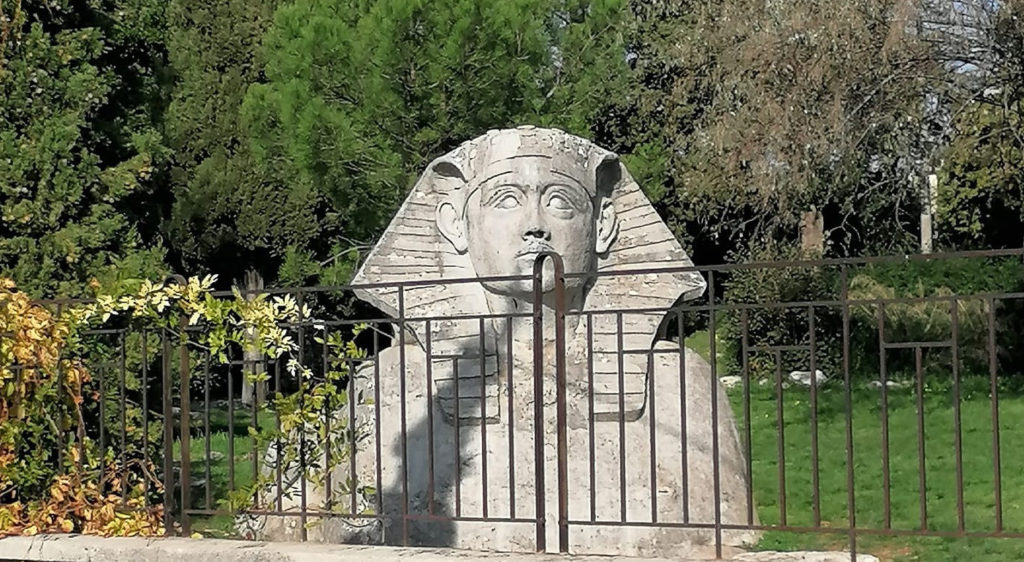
[515,244,555,260]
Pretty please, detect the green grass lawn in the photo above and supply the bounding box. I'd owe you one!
[730,378,1024,561]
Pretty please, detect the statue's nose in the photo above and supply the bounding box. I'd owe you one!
[522,225,551,242]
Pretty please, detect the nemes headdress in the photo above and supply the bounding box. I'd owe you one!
[352,126,706,421]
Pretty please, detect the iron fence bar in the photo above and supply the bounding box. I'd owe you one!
[425,320,436,516]
[372,326,383,518]
[398,286,409,546]
[479,317,490,520]
[322,326,333,512]
[616,311,626,524]
[708,270,723,559]
[877,303,891,529]
[551,254,569,554]
[506,315,516,520]
[951,299,965,532]
[141,329,149,504]
[841,265,857,561]
[587,312,596,523]
[774,349,786,527]
[987,297,1003,532]
[453,357,462,518]
[531,255,546,553]
[741,309,753,526]
[161,329,174,534]
[119,331,128,504]
[297,291,308,542]
[227,347,236,492]
[808,306,820,528]
[178,314,192,537]
[914,347,927,531]
[203,354,212,510]
[677,310,689,524]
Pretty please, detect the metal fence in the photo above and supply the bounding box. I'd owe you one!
[8,248,1024,560]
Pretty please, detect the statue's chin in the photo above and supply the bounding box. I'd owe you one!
[478,279,546,299]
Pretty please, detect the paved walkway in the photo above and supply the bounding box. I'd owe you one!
[0,535,876,562]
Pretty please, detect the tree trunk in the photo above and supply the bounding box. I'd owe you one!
[240,269,266,408]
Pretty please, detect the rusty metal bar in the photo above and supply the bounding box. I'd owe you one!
[708,269,723,559]
[841,264,857,561]
[808,306,820,528]
[914,347,927,530]
[987,297,1003,532]
[531,255,546,553]
[179,314,192,537]
[877,303,891,529]
[398,287,410,546]
[677,310,689,523]
[479,317,490,519]
[507,315,516,519]
[425,320,436,515]
[774,349,786,527]
[951,299,965,532]
[741,309,753,526]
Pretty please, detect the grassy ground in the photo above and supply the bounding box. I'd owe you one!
[683,329,1024,561]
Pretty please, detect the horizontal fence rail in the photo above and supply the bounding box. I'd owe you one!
[4,248,1024,561]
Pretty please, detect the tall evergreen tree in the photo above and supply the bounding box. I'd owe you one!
[0,0,168,297]
[163,0,340,288]
[242,0,631,281]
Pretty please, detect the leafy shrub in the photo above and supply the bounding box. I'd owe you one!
[720,246,841,382]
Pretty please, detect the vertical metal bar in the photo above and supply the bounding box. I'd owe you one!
[616,312,627,523]
[841,266,857,560]
[914,347,927,530]
[323,326,332,511]
[425,320,436,515]
[552,257,569,554]
[532,259,546,553]
[161,329,174,534]
[275,356,283,513]
[951,299,965,533]
[774,349,786,527]
[55,304,65,465]
[877,303,891,529]
[119,332,127,503]
[253,357,262,507]
[648,346,658,523]
[372,326,383,517]
[297,291,308,542]
[507,315,516,519]
[398,287,410,546]
[479,317,489,519]
[99,345,107,468]
[453,358,462,518]
[741,309,753,526]
[227,348,236,492]
[204,354,212,510]
[348,356,358,516]
[141,330,149,503]
[179,316,192,536]
[587,313,596,523]
[987,297,1003,532]
[808,306,820,528]
[708,270,722,559]
[677,310,689,523]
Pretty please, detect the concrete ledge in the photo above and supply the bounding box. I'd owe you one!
[0,535,877,562]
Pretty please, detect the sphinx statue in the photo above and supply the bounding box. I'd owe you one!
[247,127,756,557]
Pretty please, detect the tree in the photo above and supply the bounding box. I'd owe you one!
[0,0,168,298]
[602,0,949,263]
[937,1,1024,250]
[163,0,342,290]
[242,0,631,279]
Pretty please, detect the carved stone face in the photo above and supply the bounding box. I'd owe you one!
[438,154,618,298]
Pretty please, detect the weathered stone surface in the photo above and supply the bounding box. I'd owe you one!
[0,535,875,562]
[248,127,757,556]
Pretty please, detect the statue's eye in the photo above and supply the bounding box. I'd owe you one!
[547,194,573,211]
[495,193,521,209]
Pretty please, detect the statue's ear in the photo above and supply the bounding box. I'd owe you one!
[594,154,620,255]
[433,159,469,253]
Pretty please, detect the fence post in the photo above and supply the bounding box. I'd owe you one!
[532,252,569,554]
[178,312,192,536]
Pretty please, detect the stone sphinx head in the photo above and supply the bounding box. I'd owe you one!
[433,127,621,298]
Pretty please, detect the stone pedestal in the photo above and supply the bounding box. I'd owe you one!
[249,342,757,557]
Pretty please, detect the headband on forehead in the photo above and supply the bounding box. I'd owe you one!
[431,127,622,217]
